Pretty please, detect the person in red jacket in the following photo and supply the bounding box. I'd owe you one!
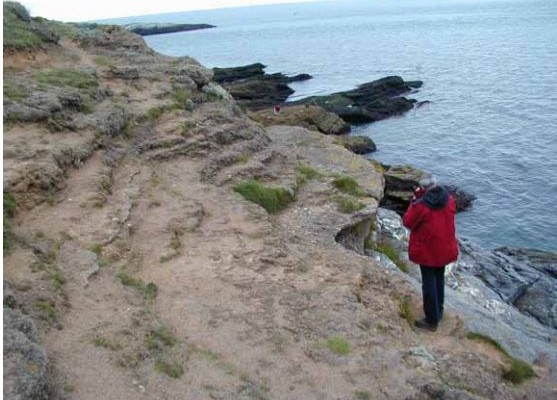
[403,174,458,332]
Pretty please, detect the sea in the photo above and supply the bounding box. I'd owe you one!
[104,0,557,251]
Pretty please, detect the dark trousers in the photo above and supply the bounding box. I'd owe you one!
[419,265,446,325]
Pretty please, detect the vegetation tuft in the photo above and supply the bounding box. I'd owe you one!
[181,121,196,136]
[398,296,414,326]
[4,191,17,254]
[94,336,122,351]
[35,301,56,321]
[295,163,322,189]
[34,68,98,89]
[466,332,535,384]
[50,271,66,290]
[89,243,109,267]
[331,175,365,196]
[234,180,294,214]
[116,272,158,299]
[93,55,115,67]
[3,81,29,101]
[145,325,176,351]
[503,358,535,384]
[172,88,192,109]
[321,336,352,356]
[331,195,365,214]
[146,106,165,120]
[355,391,372,400]
[154,359,184,378]
[375,242,409,273]
[3,2,59,49]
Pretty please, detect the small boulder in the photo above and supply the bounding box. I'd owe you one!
[335,135,376,155]
[248,105,349,135]
[380,164,475,215]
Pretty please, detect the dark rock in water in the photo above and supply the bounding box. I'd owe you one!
[213,63,267,83]
[416,100,431,108]
[444,184,476,211]
[457,242,557,329]
[335,135,376,154]
[124,23,215,36]
[248,104,350,135]
[293,76,423,124]
[406,81,423,89]
[212,63,312,110]
[284,73,312,83]
[379,164,476,215]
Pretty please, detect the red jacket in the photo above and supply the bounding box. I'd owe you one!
[403,186,458,267]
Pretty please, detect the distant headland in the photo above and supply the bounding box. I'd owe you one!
[124,22,216,36]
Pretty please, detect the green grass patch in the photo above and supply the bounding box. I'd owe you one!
[35,301,56,321]
[146,106,165,120]
[145,326,176,351]
[235,154,251,164]
[320,336,352,356]
[466,332,508,355]
[331,195,365,214]
[116,272,158,300]
[331,175,365,196]
[355,391,372,400]
[93,55,115,67]
[3,2,59,49]
[154,359,184,378]
[50,271,66,290]
[295,163,322,189]
[88,243,109,267]
[94,336,122,351]
[398,296,414,326]
[297,164,322,180]
[172,88,192,109]
[181,121,195,136]
[3,81,29,101]
[503,358,535,384]
[375,242,409,273]
[34,68,98,90]
[4,191,17,216]
[3,192,17,255]
[466,332,535,384]
[234,180,294,214]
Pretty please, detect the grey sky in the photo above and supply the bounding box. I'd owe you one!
[20,0,328,22]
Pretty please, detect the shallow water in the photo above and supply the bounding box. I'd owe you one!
[107,0,557,250]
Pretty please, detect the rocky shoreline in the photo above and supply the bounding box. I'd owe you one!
[213,61,556,334]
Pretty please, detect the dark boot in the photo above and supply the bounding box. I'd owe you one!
[414,318,438,332]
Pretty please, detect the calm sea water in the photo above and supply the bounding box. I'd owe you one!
[106,0,557,251]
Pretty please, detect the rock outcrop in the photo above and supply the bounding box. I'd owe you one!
[212,63,312,110]
[372,209,557,363]
[293,76,423,124]
[248,104,350,135]
[458,243,557,329]
[4,289,49,400]
[381,164,476,215]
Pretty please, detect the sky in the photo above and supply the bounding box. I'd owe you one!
[19,0,328,22]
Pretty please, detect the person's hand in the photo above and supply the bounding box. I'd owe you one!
[412,186,425,201]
